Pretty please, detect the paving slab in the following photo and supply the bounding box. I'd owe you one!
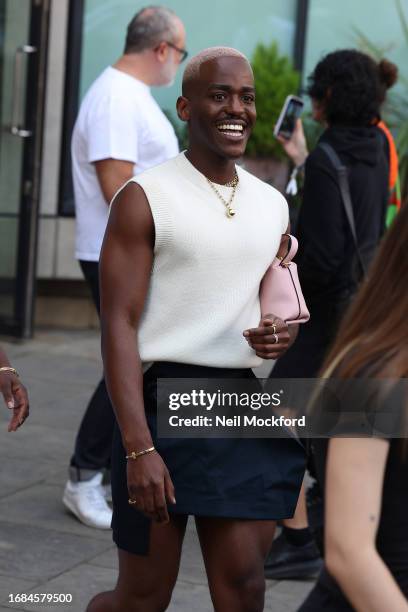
[42,469,71,488]
[167,580,213,612]
[3,565,115,612]
[0,485,111,542]
[86,548,117,571]
[0,423,74,463]
[14,358,101,389]
[266,579,314,610]
[18,377,94,424]
[0,459,62,500]
[12,331,101,361]
[177,527,208,586]
[0,522,111,582]
[87,522,208,587]
[0,576,38,608]
[16,375,95,405]
[29,395,92,433]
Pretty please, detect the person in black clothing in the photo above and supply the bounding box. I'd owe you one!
[265,50,398,580]
[298,202,408,611]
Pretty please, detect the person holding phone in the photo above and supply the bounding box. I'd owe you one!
[273,95,304,141]
[265,49,398,581]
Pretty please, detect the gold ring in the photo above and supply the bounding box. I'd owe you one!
[273,333,279,344]
[128,498,137,505]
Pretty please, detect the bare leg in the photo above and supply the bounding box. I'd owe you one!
[87,514,187,612]
[196,516,276,612]
[282,479,308,528]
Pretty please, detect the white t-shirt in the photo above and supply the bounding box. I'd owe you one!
[72,66,179,261]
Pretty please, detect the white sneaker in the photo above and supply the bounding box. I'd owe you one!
[63,472,112,529]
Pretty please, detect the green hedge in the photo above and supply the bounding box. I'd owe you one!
[246,42,300,158]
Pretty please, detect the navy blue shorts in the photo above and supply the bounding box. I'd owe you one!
[111,362,306,555]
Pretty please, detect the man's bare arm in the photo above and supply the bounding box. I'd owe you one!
[100,181,152,448]
[100,182,175,522]
[94,158,135,204]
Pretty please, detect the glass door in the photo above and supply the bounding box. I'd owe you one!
[0,0,49,337]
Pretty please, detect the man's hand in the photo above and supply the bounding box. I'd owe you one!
[127,451,176,523]
[0,371,29,432]
[243,315,290,360]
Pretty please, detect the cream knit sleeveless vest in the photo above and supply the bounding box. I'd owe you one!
[130,152,288,368]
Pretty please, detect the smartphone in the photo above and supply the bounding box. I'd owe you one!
[274,95,304,139]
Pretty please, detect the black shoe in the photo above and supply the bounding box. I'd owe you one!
[264,531,323,580]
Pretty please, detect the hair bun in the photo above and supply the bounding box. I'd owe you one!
[378,59,398,89]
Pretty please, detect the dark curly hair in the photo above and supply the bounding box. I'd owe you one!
[307,50,398,127]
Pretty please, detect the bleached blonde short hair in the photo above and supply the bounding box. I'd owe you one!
[182,46,250,94]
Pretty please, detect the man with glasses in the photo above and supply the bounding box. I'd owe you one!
[166,41,188,63]
[66,5,187,529]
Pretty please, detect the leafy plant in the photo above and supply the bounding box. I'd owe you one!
[246,42,300,158]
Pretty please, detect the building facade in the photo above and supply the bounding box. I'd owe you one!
[0,0,405,336]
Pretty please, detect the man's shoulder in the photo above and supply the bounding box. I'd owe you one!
[81,67,113,99]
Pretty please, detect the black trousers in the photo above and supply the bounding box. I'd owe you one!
[70,260,115,473]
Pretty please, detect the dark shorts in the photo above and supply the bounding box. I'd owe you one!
[111,362,306,555]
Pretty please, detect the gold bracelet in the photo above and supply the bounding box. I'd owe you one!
[126,446,156,460]
[0,366,19,377]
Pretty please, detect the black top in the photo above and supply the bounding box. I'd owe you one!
[296,125,389,312]
[299,438,408,611]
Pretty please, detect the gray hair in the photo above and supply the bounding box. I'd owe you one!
[124,6,179,54]
[182,47,249,94]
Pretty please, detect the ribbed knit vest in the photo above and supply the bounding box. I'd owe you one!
[130,152,288,369]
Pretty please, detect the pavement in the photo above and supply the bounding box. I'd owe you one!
[0,330,314,611]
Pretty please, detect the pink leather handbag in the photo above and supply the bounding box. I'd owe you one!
[260,234,310,325]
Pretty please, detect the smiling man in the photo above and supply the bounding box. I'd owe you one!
[87,47,305,612]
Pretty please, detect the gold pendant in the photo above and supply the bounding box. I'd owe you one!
[227,207,236,218]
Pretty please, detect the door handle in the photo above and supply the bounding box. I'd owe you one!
[10,44,37,138]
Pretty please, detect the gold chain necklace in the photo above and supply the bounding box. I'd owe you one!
[206,174,239,218]
[223,174,239,188]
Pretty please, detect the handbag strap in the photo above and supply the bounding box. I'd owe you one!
[280,233,298,265]
[318,142,367,277]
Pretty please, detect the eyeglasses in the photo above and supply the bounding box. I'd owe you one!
[165,41,188,63]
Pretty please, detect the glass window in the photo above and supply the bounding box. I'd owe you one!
[303,0,407,90]
[80,0,297,114]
